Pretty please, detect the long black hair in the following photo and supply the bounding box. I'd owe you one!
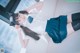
[10,11,40,40]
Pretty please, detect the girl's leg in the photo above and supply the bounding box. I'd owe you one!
[67,14,72,23]
[71,20,80,31]
[67,20,80,35]
[67,12,80,35]
[71,12,80,21]
[67,12,80,23]
[67,23,75,35]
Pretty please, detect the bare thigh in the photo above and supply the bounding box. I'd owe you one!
[67,14,72,23]
[67,23,75,35]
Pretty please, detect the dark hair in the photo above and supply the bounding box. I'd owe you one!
[10,13,19,26]
[35,0,40,2]
[11,13,18,19]
[19,10,29,14]
[10,12,40,40]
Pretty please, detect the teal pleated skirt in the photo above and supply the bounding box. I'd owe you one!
[46,15,67,43]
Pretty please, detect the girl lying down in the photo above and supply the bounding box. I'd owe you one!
[10,0,44,50]
[14,11,80,44]
[10,0,80,49]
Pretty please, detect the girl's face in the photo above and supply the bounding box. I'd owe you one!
[16,13,27,25]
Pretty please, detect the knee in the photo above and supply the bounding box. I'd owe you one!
[72,20,80,31]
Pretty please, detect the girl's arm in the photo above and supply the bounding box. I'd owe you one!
[15,25,29,48]
[24,1,44,14]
